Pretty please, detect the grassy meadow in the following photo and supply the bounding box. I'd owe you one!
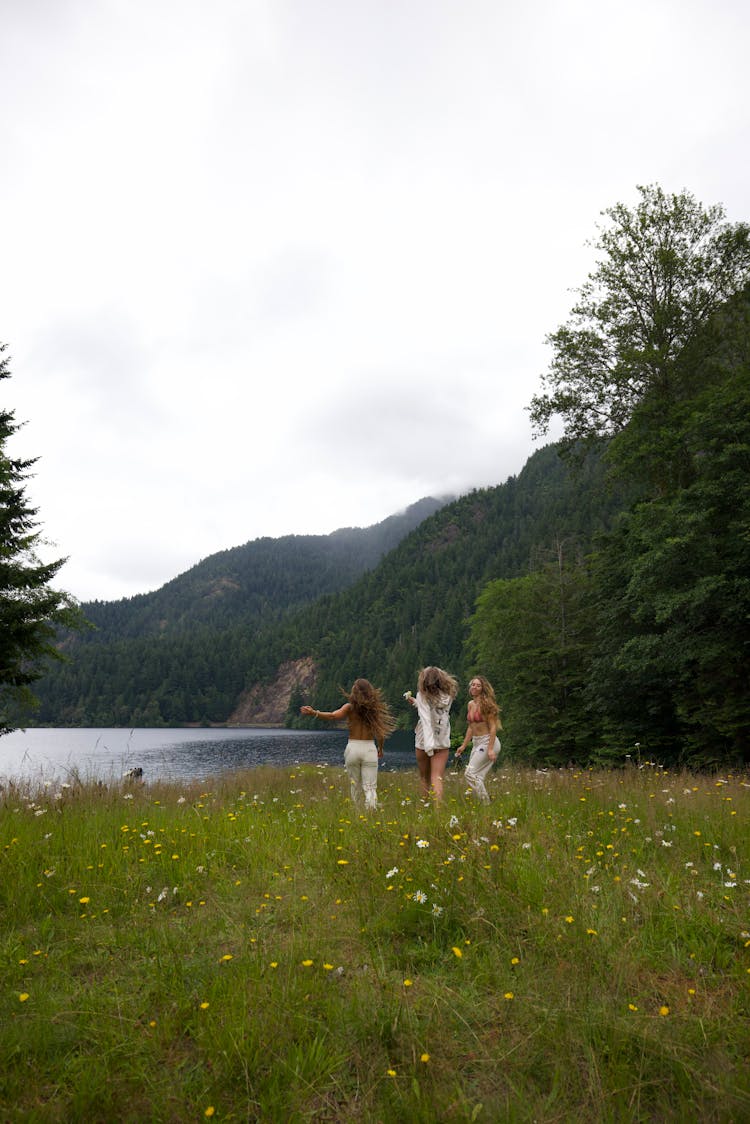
[1,757,748,1122]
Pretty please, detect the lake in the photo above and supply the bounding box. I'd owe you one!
[0,726,418,785]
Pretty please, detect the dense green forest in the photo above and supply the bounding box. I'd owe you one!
[31,497,449,725]
[29,186,750,769]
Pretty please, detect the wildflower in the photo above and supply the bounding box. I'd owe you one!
[386,867,399,879]
[628,1003,638,1012]
[413,890,427,904]
[270,961,278,969]
[659,1006,670,1016]
[586,929,598,936]
[504,992,514,1000]
[200,1002,210,1010]
[449,815,459,828]
[416,839,429,849]
[220,954,233,962]
[431,904,443,917]
[421,1053,430,1063]
[565,916,574,924]
[79,897,90,905]
[511,957,520,965]
[19,993,29,1003]
[387,1068,397,1077]
[337,859,349,865]
[205,1109,215,1118]
[452,947,463,958]
[301,959,313,967]
[403,979,413,987]
[323,963,334,971]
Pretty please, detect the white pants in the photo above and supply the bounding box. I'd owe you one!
[465,734,499,804]
[344,740,379,810]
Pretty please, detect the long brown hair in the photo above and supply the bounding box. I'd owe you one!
[470,675,502,728]
[347,678,396,743]
[417,666,458,700]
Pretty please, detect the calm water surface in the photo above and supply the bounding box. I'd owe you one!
[0,727,417,785]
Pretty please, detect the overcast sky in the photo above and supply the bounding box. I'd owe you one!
[2,0,748,603]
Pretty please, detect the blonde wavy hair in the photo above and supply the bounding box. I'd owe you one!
[470,675,502,727]
[417,666,459,700]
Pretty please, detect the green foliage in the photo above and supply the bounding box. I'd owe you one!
[469,542,599,764]
[0,344,82,733]
[529,184,750,447]
[588,287,750,765]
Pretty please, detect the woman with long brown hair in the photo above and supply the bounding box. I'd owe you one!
[455,675,501,803]
[405,665,458,802]
[301,679,395,811]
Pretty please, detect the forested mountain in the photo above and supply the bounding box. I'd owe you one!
[31,496,450,725]
[77,495,449,642]
[32,444,625,728]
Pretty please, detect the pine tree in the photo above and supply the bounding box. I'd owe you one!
[0,343,82,733]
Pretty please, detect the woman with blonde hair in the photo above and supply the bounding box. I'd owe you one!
[405,665,458,802]
[455,675,501,803]
[301,679,395,811]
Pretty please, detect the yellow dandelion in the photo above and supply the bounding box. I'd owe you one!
[586,929,598,936]
[323,963,334,971]
[403,979,413,987]
[511,957,520,965]
[628,1003,638,1012]
[204,1109,215,1118]
[19,993,29,1003]
[200,1002,210,1010]
[504,992,514,1000]
[301,959,313,967]
[565,916,574,924]
[149,1020,157,1027]
[387,1068,397,1077]
[659,1005,670,1016]
[451,947,463,958]
[420,1053,430,1063]
[220,954,233,962]
[79,897,90,905]
[270,961,278,969]
[337,859,349,865]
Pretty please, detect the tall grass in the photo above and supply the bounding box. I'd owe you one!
[1,761,748,1122]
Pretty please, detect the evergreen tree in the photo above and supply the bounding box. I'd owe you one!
[0,344,81,733]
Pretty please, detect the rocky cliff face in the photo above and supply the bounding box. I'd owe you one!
[227,656,317,726]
